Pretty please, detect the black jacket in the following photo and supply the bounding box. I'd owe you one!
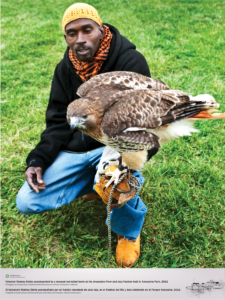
[26,24,151,173]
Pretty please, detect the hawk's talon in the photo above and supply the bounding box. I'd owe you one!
[103,160,127,171]
[103,160,120,170]
[102,161,109,169]
[104,168,128,189]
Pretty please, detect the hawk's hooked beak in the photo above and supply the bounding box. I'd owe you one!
[70,116,84,132]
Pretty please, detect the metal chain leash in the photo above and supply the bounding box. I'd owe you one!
[107,171,142,266]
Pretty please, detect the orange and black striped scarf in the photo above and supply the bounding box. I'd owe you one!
[69,25,112,82]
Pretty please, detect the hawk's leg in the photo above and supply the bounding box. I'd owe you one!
[103,155,127,170]
[104,156,128,189]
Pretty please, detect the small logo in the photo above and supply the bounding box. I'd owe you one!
[5,274,9,278]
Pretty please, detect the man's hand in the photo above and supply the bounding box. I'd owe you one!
[25,167,46,193]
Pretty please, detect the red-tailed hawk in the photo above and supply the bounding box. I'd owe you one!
[67,71,225,185]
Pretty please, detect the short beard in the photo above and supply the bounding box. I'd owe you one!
[73,49,94,63]
[77,55,93,62]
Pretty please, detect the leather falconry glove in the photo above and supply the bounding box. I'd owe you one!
[94,165,137,210]
[94,146,158,209]
[94,147,137,209]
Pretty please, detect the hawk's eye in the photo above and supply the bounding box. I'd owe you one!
[82,114,88,119]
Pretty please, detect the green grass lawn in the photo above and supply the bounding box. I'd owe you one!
[1,0,225,268]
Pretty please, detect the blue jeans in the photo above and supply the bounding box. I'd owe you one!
[16,147,147,240]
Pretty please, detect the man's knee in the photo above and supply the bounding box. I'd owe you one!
[16,191,33,215]
[16,183,41,215]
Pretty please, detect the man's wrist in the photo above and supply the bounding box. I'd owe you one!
[26,158,47,174]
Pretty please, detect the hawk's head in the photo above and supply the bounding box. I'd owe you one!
[67,97,103,133]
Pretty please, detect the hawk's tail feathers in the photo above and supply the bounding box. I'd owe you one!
[188,109,225,120]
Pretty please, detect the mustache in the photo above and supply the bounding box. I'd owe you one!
[75,47,89,51]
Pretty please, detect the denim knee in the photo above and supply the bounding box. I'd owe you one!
[16,193,31,215]
[16,183,40,215]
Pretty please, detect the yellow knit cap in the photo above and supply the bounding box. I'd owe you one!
[62,3,102,32]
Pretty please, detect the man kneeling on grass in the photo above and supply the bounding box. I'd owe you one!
[16,3,155,267]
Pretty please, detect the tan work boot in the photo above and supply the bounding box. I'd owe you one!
[116,234,140,268]
[82,192,101,202]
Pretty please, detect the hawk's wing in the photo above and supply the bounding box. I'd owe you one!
[77,71,170,98]
[101,89,205,148]
[76,71,170,114]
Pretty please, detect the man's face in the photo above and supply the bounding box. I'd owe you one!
[64,18,104,62]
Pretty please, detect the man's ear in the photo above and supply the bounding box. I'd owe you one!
[99,25,105,39]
